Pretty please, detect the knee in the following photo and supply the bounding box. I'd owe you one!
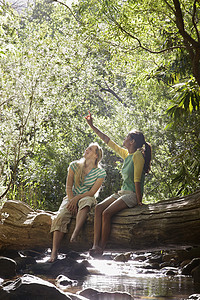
[95,203,104,214]
[79,205,89,213]
[102,209,112,220]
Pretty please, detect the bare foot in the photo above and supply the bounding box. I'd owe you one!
[70,232,78,243]
[48,257,57,263]
[70,238,76,243]
[48,250,58,262]
[89,246,103,257]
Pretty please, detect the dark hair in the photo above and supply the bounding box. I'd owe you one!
[129,130,152,174]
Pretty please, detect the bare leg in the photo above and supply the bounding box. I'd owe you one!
[100,198,128,250]
[70,206,89,242]
[49,230,65,262]
[91,196,117,251]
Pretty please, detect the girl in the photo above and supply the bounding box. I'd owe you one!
[85,111,151,256]
[49,142,106,262]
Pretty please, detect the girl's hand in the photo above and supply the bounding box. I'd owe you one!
[85,111,93,126]
[67,196,79,215]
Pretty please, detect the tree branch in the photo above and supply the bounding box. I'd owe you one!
[0,97,14,108]
[162,0,176,13]
[172,0,199,49]
[0,178,12,200]
[97,82,127,106]
[107,13,185,54]
[52,0,83,25]
[192,0,200,42]
[171,0,200,85]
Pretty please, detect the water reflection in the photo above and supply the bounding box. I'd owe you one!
[80,252,199,300]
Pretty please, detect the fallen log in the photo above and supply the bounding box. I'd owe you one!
[0,190,200,252]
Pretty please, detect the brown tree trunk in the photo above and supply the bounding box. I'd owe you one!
[172,0,200,86]
[0,190,200,252]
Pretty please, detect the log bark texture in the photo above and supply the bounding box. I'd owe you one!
[0,190,200,252]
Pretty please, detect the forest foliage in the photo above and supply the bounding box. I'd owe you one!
[0,0,199,210]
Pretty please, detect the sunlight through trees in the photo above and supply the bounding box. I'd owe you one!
[0,0,199,209]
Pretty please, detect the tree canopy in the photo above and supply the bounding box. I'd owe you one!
[0,0,199,210]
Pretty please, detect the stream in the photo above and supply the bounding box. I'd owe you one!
[44,250,200,300]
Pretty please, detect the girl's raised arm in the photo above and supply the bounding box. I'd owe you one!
[85,111,110,144]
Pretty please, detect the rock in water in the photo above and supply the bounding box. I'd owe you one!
[0,256,16,279]
[0,274,72,300]
[79,287,134,299]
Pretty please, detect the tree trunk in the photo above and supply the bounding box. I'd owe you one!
[0,190,200,252]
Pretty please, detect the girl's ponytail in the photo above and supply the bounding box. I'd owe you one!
[144,141,152,174]
[129,130,152,174]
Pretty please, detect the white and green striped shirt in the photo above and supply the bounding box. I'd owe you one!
[70,162,106,195]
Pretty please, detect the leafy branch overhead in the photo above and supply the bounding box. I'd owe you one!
[167,79,200,120]
[67,0,200,115]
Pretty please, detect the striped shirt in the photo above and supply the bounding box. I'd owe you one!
[69,162,106,195]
